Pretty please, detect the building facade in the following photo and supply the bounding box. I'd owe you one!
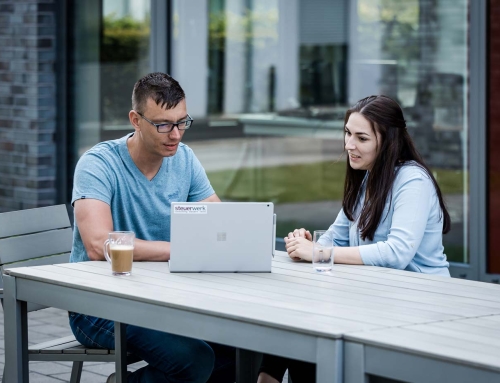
[0,0,497,282]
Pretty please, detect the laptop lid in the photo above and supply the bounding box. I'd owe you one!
[169,202,275,272]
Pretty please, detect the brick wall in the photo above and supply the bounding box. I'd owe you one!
[489,0,500,274]
[0,0,57,212]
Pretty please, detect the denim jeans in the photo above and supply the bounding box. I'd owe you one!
[69,312,235,383]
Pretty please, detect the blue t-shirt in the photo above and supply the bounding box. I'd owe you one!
[320,162,450,276]
[70,133,215,263]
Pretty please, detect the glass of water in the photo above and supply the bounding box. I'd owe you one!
[312,230,333,272]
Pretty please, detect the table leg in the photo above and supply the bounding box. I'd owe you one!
[3,275,29,383]
[316,338,343,383]
[236,348,263,383]
[344,341,368,383]
[115,322,128,383]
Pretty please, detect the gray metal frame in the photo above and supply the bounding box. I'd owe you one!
[150,0,171,73]
[55,0,69,204]
[446,0,486,281]
[4,276,28,382]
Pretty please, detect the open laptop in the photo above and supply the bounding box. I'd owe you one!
[169,202,276,272]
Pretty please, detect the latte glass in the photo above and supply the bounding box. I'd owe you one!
[103,231,135,276]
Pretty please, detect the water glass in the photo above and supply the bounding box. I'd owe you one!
[312,230,333,272]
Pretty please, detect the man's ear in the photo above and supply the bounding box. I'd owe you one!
[129,110,141,131]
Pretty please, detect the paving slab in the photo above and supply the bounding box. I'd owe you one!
[29,362,73,375]
[27,371,67,383]
[55,370,115,382]
[30,324,74,337]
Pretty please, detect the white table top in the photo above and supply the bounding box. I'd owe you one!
[345,315,500,372]
[6,251,500,341]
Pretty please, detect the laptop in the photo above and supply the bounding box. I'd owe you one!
[169,202,276,272]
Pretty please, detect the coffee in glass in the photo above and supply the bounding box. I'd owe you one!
[103,231,135,276]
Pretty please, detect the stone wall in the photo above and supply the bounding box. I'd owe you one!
[0,0,57,212]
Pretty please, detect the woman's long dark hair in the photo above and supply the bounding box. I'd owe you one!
[342,95,450,241]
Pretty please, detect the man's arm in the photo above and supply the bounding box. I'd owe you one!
[199,193,221,202]
[75,199,170,261]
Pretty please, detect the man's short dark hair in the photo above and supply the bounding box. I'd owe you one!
[132,72,185,113]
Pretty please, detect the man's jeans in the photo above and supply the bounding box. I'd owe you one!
[69,312,235,382]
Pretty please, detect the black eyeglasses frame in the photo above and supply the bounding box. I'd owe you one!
[136,111,194,133]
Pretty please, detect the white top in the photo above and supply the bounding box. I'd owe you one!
[320,162,450,276]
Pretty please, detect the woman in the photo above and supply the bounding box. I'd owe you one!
[257,95,451,383]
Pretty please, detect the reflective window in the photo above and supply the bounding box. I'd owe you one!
[101,0,151,129]
[171,0,469,263]
[70,0,151,160]
[352,0,468,263]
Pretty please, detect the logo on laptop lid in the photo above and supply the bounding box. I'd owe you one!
[174,205,208,214]
[217,232,226,241]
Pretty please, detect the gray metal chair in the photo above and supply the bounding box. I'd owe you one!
[0,205,139,382]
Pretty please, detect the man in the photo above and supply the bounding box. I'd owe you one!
[69,72,235,382]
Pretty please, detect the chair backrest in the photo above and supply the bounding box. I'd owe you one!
[0,205,73,308]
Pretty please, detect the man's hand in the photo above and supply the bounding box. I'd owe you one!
[284,236,313,262]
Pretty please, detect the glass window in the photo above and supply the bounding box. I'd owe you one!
[70,0,151,161]
[351,0,468,263]
[171,0,469,264]
[101,1,150,129]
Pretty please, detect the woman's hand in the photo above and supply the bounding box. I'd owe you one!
[290,228,312,241]
[284,236,313,262]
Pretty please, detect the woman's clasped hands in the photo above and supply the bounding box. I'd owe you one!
[284,228,314,262]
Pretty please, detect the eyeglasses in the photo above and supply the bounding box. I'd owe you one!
[136,111,193,133]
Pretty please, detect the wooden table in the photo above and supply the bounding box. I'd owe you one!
[4,252,500,382]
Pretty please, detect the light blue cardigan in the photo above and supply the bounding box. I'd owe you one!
[320,162,450,276]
